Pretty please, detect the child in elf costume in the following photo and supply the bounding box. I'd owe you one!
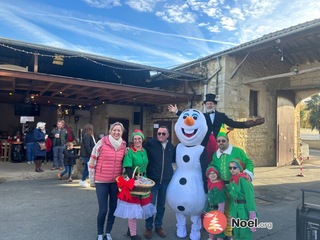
[205,166,226,240]
[228,159,258,240]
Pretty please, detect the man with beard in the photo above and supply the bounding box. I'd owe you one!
[168,93,264,163]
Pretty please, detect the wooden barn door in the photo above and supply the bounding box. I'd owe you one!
[276,91,295,166]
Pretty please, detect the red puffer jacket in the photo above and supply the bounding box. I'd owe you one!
[94,136,126,183]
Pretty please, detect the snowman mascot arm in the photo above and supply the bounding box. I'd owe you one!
[200,150,208,193]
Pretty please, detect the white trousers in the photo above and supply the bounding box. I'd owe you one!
[176,212,201,240]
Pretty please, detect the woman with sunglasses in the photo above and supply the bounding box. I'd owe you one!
[228,159,258,240]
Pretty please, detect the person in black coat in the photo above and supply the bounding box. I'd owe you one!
[79,123,96,187]
[143,126,175,239]
[168,93,265,163]
[58,142,78,182]
[24,127,35,164]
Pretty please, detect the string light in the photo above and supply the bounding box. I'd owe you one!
[0,43,153,72]
[0,43,204,82]
[0,42,203,109]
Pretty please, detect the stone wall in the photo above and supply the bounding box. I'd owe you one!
[151,55,278,166]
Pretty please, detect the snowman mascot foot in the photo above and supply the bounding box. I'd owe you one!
[176,213,187,238]
[175,213,202,239]
[166,109,208,240]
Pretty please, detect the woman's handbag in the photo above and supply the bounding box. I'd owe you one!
[38,142,47,151]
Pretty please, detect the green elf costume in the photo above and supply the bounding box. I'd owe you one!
[210,125,254,182]
[209,124,254,238]
[114,130,156,240]
[205,166,226,240]
[228,159,258,240]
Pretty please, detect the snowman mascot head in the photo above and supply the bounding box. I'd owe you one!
[175,108,207,146]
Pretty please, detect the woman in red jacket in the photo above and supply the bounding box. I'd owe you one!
[88,122,127,240]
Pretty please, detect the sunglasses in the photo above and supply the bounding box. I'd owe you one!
[157,132,167,136]
[228,166,238,170]
[217,139,227,143]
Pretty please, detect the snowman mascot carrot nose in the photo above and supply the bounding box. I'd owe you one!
[184,115,194,126]
[166,109,208,240]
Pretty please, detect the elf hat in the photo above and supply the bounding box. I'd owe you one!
[229,158,244,171]
[206,166,219,177]
[132,129,145,140]
[217,124,228,139]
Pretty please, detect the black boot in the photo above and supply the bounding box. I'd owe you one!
[38,161,44,172]
[35,161,39,172]
[127,228,141,240]
[130,235,141,240]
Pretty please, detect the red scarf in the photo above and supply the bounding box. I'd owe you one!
[230,173,248,185]
[207,179,225,191]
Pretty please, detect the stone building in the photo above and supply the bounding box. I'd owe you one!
[1,19,320,167]
[149,18,320,166]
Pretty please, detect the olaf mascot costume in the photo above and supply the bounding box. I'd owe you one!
[166,109,208,240]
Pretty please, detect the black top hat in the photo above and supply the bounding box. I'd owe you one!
[203,93,218,104]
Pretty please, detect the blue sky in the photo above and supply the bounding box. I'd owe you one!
[0,0,319,68]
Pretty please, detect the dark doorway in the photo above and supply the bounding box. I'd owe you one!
[109,118,129,144]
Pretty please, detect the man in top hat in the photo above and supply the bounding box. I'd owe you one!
[168,93,264,163]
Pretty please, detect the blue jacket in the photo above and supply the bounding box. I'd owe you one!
[24,130,34,144]
[33,128,46,157]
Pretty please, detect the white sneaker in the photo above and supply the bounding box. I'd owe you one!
[27,161,31,164]
[79,180,88,188]
[106,233,113,240]
[96,235,103,240]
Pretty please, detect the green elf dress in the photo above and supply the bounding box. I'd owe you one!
[228,170,258,240]
[205,166,226,239]
[114,145,156,220]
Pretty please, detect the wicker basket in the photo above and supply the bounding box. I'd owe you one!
[130,166,155,196]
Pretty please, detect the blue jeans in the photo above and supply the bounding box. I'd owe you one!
[81,157,89,181]
[25,142,34,162]
[53,145,65,168]
[96,182,118,235]
[145,182,168,229]
[60,165,73,178]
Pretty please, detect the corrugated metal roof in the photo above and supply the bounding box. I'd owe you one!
[174,18,320,70]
